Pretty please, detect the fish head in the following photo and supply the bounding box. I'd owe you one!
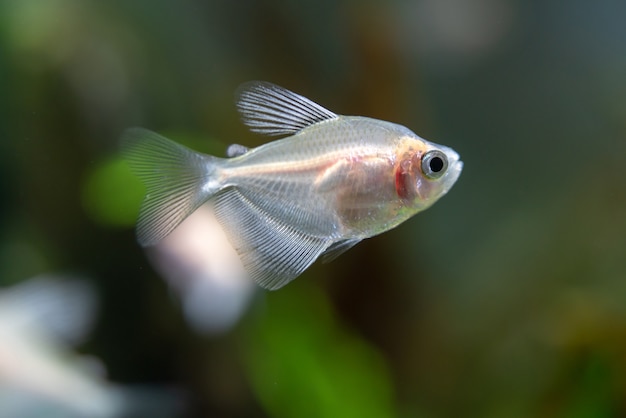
[394,136,463,211]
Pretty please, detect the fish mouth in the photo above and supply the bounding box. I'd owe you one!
[450,159,463,179]
[442,159,463,194]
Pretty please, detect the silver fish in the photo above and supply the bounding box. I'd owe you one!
[122,81,463,290]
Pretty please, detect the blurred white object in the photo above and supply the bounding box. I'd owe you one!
[0,275,123,418]
[398,0,517,69]
[0,276,182,418]
[148,205,256,335]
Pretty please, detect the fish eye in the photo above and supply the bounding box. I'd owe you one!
[421,150,448,179]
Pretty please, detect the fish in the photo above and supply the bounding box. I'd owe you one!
[121,81,463,290]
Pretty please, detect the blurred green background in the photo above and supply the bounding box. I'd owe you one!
[1,0,625,417]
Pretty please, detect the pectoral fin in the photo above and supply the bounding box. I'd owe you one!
[321,239,361,263]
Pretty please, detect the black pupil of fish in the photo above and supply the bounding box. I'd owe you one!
[429,156,444,172]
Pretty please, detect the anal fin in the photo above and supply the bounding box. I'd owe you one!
[213,188,332,290]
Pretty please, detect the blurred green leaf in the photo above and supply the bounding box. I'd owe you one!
[81,156,143,228]
[562,354,615,418]
[243,283,397,418]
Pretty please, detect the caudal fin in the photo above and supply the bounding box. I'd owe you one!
[121,128,221,246]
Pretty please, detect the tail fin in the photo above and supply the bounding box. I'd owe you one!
[121,128,221,246]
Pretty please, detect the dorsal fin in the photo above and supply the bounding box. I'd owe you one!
[236,81,338,136]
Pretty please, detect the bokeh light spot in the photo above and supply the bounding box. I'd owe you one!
[81,156,143,227]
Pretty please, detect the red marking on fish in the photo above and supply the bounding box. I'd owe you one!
[395,159,411,199]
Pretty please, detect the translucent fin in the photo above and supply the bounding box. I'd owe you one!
[121,128,220,246]
[0,275,96,345]
[213,187,332,290]
[321,239,362,263]
[226,143,250,157]
[236,81,338,136]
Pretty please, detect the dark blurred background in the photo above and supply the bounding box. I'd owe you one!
[1,0,625,417]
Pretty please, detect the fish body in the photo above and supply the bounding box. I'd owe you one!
[122,82,463,290]
[222,116,455,237]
